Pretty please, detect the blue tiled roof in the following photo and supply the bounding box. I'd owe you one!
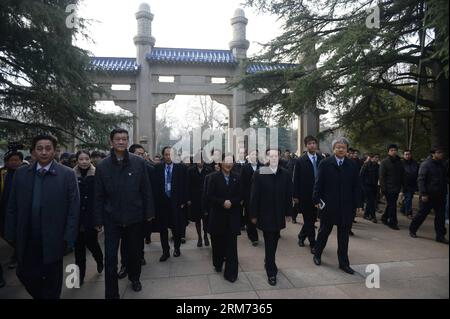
[88,57,139,72]
[246,63,297,74]
[147,47,237,65]
[88,50,297,74]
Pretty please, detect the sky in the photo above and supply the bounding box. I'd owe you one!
[75,0,295,134]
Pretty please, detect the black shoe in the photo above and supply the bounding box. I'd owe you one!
[313,255,321,266]
[145,238,151,245]
[381,219,388,225]
[310,247,316,255]
[141,257,146,266]
[173,249,181,257]
[298,239,305,247]
[181,238,186,244]
[117,266,127,279]
[97,260,104,274]
[339,265,355,275]
[353,219,357,223]
[436,237,449,244]
[349,231,354,236]
[0,277,5,288]
[389,224,400,230]
[409,231,417,238]
[371,218,378,224]
[214,266,222,273]
[268,276,277,286]
[204,235,210,247]
[292,219,297,224]
[159,252,170,262]
[131,281,142,292]
[7,259,17,270]
[225,276,237,283]
[197,239,203,247]
[251,241,259,247]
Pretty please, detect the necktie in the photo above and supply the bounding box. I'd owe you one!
[224,175,229,186]
[312,155,317,177]
[165,165,172,197]
[38,168,47,177]
[338,159,343,166]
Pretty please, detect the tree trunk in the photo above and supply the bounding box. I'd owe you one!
[430,60,449,155]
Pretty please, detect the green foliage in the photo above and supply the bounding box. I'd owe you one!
[0,0,131,149]
[241,0,449,154]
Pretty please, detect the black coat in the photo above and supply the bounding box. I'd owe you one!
[94,150,155,227]
[293,153,324,214]
[5,161,80,265]
[379,156,405,194]
[187,165,211,221]
[360,161,379,190]
[153,162,188,231]
[207,171,242,236]
[74,165,96,230]
[249,166,293,232]
[417,157,448,196]
[402,159,419,193]
[240,162,263,207]
[313,157,362,226]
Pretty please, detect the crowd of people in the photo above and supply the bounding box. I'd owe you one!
[0,129,448,299]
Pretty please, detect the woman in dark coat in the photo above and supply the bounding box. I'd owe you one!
[249,149,293,286]
[74,151,104,286]
[207,154,241,283]
[187,156,212,247]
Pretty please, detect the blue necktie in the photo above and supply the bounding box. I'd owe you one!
[338,159,343,166]
[224,175,229,186]
[312,155,317,177]
[165,165,172,197]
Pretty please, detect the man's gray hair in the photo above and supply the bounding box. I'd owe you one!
[332,137,350,150]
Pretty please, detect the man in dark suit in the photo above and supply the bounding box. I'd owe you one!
[293,135,323,253]
[312,137,363,275]
[250,149,293,286]
[117,144,155,280]
[154,146,188,261]
[207,153,242,283]
[5,135,80,299]
[94,129,155,298]
[240,149,262,245]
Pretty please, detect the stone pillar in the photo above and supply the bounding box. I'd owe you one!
[134,3,156,156]
[229,8,250,152]
[297,110,320,154]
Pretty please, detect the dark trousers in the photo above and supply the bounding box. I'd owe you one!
[144,220,152,242]
[298,207,317,245]
[292,202,300,220]
[314,221,351,267]
[401,191,414,215]
[244,204,258,242]
[240,205,246,229]
[382,192,399,226]
[263,231,280,278]
[364,188,377,219]
[410,194,447,238]
[160,196,182,253]
[17,238,63,299]
[195,213,208,238]
[75,228,103,282]
[104,220,143,299]
[211,233,238,280]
